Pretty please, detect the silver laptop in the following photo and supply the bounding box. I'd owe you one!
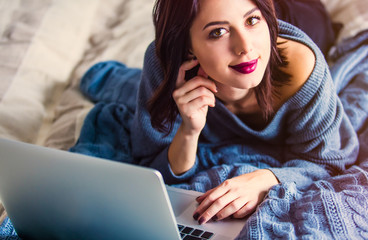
[0,138,246,240]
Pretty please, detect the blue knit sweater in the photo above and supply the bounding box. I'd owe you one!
[131,20,359,189]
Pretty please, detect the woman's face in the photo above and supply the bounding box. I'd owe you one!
[190,0,271,100]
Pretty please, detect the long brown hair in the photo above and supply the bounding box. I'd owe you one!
[149,0,289,133]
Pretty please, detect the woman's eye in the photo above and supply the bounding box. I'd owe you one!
[209,28,227,39]
[246,16,261,26]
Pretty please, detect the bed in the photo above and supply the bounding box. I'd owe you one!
[0,0,367,239]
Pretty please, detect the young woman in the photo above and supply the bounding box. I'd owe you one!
[131,0,359,225]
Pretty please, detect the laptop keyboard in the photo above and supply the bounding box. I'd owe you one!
[178,224,214,240]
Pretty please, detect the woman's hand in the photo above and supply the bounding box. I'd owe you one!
[173,59,217,136]
[192,169,279,225]
[168,59,217,175]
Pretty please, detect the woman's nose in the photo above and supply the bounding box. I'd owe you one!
[232,30,251,56]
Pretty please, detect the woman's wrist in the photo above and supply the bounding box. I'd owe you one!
[168,124,200,175]
[179,121,204,138]
[255,169,280,190]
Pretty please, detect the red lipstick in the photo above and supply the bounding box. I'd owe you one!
[230,59,258,74]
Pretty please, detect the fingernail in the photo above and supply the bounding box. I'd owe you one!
[193,213,200,221]
[198,217,205,225]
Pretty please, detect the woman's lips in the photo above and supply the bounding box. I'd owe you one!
[230,59,258,74]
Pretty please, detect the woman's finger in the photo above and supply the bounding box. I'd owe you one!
[195,190,239,225]
[176,59,199,88]
[192,181,234,223]
[175,86,215,109]
[174,76,217,96]
[181,96,216,116]
[195,187,215,204]
[193,189,224,220]
[197,66,208,78]
[214,197,248,221]
[174,77,217,100]
[232,200,258,219]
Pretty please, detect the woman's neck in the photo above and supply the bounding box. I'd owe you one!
[218,88,260,115]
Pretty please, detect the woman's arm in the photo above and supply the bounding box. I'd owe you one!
[131,42,192,184]
[131,42,216,182]
[169,59,217,175]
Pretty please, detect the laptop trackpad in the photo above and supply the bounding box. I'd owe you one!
[166,186,202,217]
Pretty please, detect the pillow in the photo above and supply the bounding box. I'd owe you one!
[321,0,368,44]
[274,0,337,57]
[0,0,51,102]
[0,0,100,143]
[44,0,155,150]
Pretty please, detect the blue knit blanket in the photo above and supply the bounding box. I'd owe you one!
[2,31,368,239]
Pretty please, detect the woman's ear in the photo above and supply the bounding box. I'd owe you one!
[187,49,197,60]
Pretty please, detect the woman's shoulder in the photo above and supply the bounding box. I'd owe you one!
[275,37,316,106]
[143,41,160,67]
[141,41,164,86]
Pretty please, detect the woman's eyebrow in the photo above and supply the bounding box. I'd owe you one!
[244,7,259,18]
[202,7,259,30]
[203,21,229,30]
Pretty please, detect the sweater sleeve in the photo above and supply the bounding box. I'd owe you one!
[130,42,199,184]
[268,62,359,189]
